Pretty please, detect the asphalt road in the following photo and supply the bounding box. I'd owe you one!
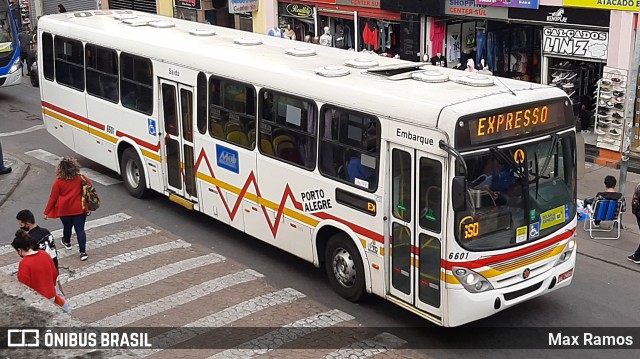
[1,78,638,359]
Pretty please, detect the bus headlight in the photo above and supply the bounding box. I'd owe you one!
[453,267,494,293]
[556,239,576,265]
[9,58,21,74]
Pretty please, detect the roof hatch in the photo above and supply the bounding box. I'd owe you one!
[411,70,449,83]
[365,62,429,80]
[285,47,317,57]
[189,28,216,36]
[344,58,379,69]
[234,37,263,46]
[315,66,350,78]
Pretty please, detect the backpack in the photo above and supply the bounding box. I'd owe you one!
[81,175,100,212]
[632,183,640,215]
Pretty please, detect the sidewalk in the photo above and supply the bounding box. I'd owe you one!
[576,162,640,272]
[0,153,29,207]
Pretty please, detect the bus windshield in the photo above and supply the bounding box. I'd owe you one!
[0,5,16,53]
[455,132,576,251]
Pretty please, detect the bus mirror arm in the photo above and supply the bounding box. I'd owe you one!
[439,140,468,212]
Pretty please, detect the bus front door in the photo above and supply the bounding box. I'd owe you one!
[159,79,198,202]
[388,144,444,321]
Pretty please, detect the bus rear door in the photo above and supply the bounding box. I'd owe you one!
[159,79,198,203]
[388,143,445,321]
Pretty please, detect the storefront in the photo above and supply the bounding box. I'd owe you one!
[276,1,430,61]
[173,0,243,28]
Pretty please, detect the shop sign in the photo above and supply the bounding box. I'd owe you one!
[336,0,380,8]
[476,0,539,9]
[175,0,200,9]
[444,0,508,19]
[542,27,608,61]
[562,0,639,12]
[283,3,314,18]
[228,0,258,14]
[509,6,610,27]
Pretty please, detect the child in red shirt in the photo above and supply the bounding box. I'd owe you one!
[12,230,66,309]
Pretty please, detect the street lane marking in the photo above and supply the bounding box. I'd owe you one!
[0,125,45,137]
[131,288,306,357]
[91,269,265,327]
[321,332,408,359]
[207,309,355,359]
[25,149,122,185]
[0,226,160,275]
[59,240,191,283]
[68,253,226,309]
[0,213,132,256]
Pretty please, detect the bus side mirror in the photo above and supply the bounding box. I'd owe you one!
[452,176,467,212]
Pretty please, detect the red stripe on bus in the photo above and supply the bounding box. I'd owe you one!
[115,130,160,152]
[312,211,384,244]
[42,101,105,130]
[441,228,575,270]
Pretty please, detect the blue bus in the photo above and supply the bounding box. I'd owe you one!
[0,0,22,87]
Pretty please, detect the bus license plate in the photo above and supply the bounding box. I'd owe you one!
[558,269,573,283]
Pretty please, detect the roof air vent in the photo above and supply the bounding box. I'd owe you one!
[148,20,175,28]
[455,74,495,87]
[344,58,379,69]
[412,70,449,83]
[114,14,137,21]
[285,47,317,57]
[122,17,154,27]
[315,66,350,78]
[234,37,263,46]
[189,28,216,36]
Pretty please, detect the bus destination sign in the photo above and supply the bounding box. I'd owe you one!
[456,100,573,149]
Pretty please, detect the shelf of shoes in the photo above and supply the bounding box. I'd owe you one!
[549,67,580,104]
[594,66,628,152]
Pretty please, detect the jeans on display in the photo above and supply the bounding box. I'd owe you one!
[487,32,495,72]
[476,29,486,66]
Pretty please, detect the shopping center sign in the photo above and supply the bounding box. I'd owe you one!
[562,0,639,11]
[228,0,258,14]
[475,0,540,9]
[444,0,508,19]
[542,27,609,61]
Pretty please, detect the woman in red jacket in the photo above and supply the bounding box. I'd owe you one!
[44,156,91,261]
[12,230,66,310]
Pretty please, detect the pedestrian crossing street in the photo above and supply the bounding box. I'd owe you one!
[1,212,429,359]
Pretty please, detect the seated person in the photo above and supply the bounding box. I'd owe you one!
[584,175,626,224]
[471,157,514,206]
[346,154,375,186]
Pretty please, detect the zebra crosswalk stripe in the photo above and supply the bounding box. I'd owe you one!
[68,253,225,309]
[25,149,122,185]
[131,288,306,358]
[207,309,355,359]
[0,213,133,256]
[59,240,191,283]
[321,332,408,359]
[91,269,265,327]
[0,227,160,275]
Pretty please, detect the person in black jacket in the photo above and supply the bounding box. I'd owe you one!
[58,4,67,13]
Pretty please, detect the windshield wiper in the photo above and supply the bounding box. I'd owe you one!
[531,134,558,180]
[490,146,526,179]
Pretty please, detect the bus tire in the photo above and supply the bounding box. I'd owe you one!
[324,234,365,302]
[120,148,148,198]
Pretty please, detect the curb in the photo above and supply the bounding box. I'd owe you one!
[0,273,139,358]
[0,156,30,208]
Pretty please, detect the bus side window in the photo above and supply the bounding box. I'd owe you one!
[54,36,84,91]
[86,44,118,103]
[42,32,54,81]
[207,75,256,150]
[258,90,317,170]
[120,53,153,115]
[319,106,380,191]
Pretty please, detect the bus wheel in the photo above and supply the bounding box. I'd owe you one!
[325,234,365,302]
[120,148,147,198]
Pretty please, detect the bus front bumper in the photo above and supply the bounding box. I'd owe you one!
[1,69,22,87]
[446,250,576,327]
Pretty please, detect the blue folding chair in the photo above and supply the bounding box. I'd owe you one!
[583,199,623,239]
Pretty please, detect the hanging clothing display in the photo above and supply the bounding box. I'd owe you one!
[447,34,461,64]
[430,19,446,57]
[362,20,379,51]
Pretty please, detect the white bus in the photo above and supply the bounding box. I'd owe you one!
[38,10,577,327]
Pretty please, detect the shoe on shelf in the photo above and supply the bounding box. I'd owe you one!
[609,129,620,136]
[612,112,623,119]
[594,128,606,135]
[613,91,624,97]
[614,103,624,110]
[60,240,72,250]
[611,120,622,128]
[80,252,88,261]
[628,254,640,264]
